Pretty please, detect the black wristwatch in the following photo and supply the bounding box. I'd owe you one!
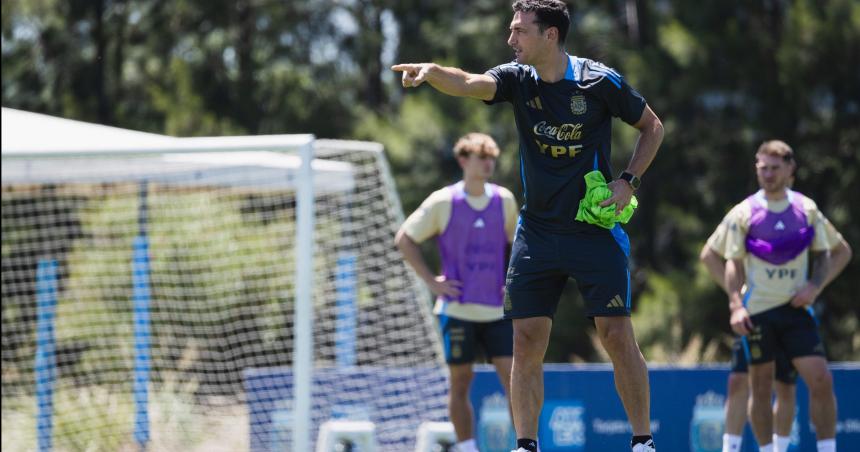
[618,171,641,190]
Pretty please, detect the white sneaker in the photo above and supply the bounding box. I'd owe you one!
[511,439,539,452]
[632,439,656,452]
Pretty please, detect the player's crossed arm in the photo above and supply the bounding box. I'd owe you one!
[391,63,497,101]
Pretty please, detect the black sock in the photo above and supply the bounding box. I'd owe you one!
[631,435,653,447]
[517,438,538,452]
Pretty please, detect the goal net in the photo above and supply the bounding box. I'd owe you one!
[1,134,448,451]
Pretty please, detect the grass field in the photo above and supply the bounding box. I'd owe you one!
[1,382,248,452]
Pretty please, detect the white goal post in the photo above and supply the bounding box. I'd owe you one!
[1,109,446,451]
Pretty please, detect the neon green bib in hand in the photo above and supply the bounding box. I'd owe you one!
[575,170,638,229]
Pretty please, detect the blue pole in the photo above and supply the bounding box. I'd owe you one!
[334,252,357,368]
[132,182,151,449]
[35,258,58,452]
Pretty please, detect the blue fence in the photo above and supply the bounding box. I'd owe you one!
[246,363,859,452]
[244,366,448,452]
[470,363,860,452]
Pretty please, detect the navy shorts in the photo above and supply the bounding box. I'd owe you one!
[743,304,825,367]
[504,221,631,319]
[730,337,797,384]
[438,315,513,364]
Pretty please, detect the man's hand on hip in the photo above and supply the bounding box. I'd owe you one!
[600,179,634,215]
[790,282,820,308]
[428,275,462,299]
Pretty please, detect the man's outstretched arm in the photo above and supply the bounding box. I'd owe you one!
[391,63,496,101]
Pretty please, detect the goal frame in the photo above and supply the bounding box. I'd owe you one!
[2,132,319,451]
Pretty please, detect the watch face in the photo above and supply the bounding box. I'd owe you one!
[621,172,640,189]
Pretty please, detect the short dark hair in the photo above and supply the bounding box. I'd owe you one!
[756,140,794,163]
[512,0,571,46]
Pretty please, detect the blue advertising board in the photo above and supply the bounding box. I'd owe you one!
[244,366,449,452]
[245,363,859,451]
[469,363,860,452]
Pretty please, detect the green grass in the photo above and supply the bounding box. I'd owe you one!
[1,377,248,452]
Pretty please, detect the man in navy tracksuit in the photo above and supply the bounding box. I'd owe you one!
[392,1,664,451]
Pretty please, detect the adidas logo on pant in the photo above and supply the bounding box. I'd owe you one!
[606,294,624,308]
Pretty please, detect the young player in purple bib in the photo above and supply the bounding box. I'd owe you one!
[438,183,508,309]
[396,133,519,452]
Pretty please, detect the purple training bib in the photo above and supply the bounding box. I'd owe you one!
[745,190,815,265]
[437,183,507,308]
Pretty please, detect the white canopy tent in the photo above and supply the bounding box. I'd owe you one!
[0,107,337,451]
[1,107,179,153]
[0,107,354,193]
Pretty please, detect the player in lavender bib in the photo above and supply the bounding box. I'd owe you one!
[719,140,852,452]
[396,133,519,452]
[438,183,509,309]
[702,199,800,452]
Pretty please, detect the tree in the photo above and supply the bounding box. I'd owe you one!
[3,0,858,363]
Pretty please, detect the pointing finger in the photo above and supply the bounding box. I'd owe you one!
[413,68,428,84]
